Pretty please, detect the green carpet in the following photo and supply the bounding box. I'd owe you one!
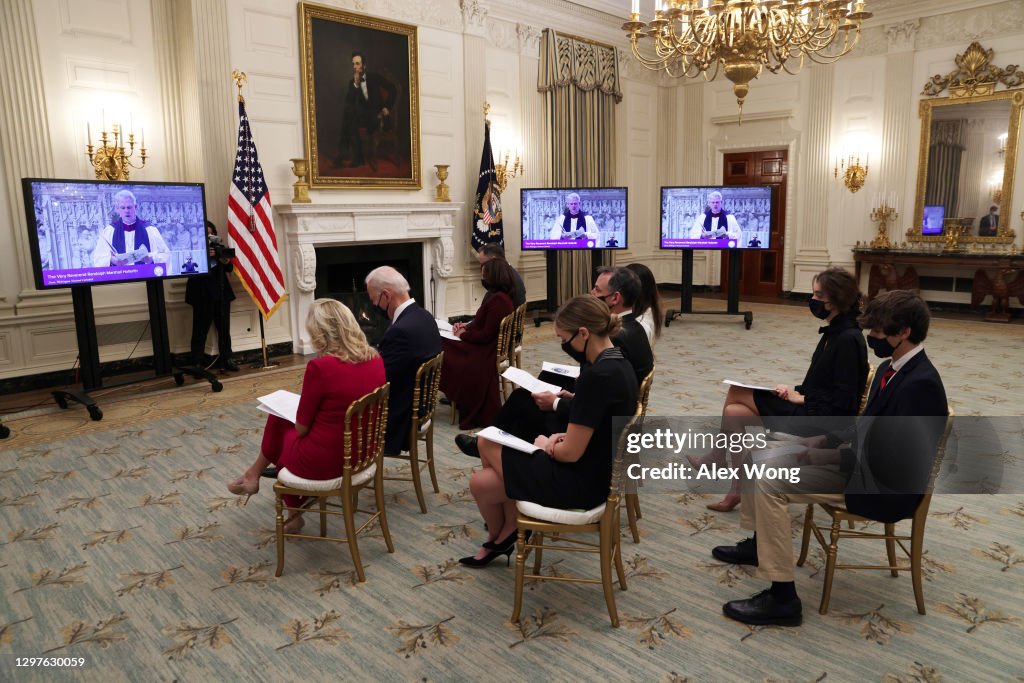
[1,302,1021,681]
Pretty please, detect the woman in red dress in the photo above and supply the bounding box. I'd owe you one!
[441,258,517,430]
[226,298,386,533]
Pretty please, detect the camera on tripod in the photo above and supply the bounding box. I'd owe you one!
[208,234,236,261]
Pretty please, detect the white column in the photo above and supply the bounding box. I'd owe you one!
[461,0,489,269]
[517,24,545,292]
[880,20,919,244]
[0,0,56,312]
[681,82,704,185]
[792,64,834,283]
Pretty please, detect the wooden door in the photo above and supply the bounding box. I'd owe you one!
[720,150,787,298]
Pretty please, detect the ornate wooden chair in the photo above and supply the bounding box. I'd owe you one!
[384,353,443,513]
[625,366,655,543]
[796,407,954,614]
[496,310,517,401]
[510,411,640,627]
[273,383,395,581]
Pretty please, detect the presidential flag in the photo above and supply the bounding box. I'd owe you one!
[227,99,286,319]
[471,120,503,252]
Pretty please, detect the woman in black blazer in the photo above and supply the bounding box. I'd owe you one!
[693,267,868,511]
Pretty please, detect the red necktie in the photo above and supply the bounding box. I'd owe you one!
[880,366,896,390]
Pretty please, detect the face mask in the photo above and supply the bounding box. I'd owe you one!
[561,329,587,364]
[867,334,897,358]
[808,298,830,320]
[480,279,489,290]
[374,292,389,318]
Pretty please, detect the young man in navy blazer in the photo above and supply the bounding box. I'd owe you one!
[712,290,948,626]
[365,266,442,456]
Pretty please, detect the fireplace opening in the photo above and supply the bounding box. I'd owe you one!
[314,242,425,346]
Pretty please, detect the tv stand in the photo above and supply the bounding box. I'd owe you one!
[54,282,222,421]
[665,249,753,329]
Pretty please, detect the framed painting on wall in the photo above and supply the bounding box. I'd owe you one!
[299,2,421,188]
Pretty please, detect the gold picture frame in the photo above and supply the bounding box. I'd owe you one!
[298,2,421,189]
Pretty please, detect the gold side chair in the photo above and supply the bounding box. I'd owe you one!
[496,310,517,401]
[273,383,395,581]
[384,353,443,514]
[625,366,655,544]
[796,407,954,614]
[511,302,527,369]
[510,411,640,628]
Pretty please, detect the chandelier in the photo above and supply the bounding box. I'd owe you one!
[623,1,872,119]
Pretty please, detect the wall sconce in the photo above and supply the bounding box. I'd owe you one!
[997,132,1008,157]
[85,114,147,181]
[990,172,1004,204]
[834,153,868,193]
[494,150,523,194]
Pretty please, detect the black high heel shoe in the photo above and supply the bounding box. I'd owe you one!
[458,546,514,568]
[483,529,531,552]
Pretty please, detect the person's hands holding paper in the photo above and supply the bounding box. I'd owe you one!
[533,391,557,411]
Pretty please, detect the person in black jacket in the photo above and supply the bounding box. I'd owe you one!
[692,267,868,511]
[712,289,947,627]
[455,266,651,458]
[338,51,397,170]
[365,266,442,456]
[186,221,237,371]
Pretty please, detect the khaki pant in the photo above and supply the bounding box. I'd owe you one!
[740,463,847,582]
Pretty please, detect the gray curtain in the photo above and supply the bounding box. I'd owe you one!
[538,30,622,303]
[926,119,966,218]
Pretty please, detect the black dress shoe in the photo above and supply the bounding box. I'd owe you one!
[455,433,480,458]
[712,537,758,566]
[220,359,240,372]
[260,467,279,479]
[723,590,802,627]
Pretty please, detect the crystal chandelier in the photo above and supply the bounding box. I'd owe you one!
[623,1,872,119]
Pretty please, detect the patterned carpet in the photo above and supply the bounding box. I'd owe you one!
[1,302,1021,682]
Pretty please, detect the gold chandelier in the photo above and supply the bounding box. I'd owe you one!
[623,1,872,119]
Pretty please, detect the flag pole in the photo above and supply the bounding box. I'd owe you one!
[255,314,278,371]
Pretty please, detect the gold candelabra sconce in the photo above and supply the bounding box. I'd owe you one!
[494,151,523,194]
[834,154,868,193]
[869,195,898,250]
[433,164,450,202]
[997,132,1008,157]
[289,158,311,203]
[85,120,147,181]
[943,223,966,253]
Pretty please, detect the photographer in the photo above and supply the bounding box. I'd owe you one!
[186,220,238,371]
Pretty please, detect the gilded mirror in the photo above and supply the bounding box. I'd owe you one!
[908,43,1023,245]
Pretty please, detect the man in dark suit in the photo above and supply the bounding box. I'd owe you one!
[978,205,999,236]
[366,266,442,456]
[712,290,947,627]
[339,51,397,170]
[456,266,653,457]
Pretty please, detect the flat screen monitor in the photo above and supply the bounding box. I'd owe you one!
[521,187,627,250]
[922,205,945,235]
[660,185,773,249]
[22,178,210,289]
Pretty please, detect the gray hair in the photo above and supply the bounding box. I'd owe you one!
[707,191,723,202]
[566,192,581,204]
[365,265,410,294]
[114,189,138,205]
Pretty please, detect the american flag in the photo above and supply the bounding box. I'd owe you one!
[227,100,286,318]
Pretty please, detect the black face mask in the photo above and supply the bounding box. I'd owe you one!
[867,334,898,358]
[374,292,389,319]
[561,329,587,364]
[808,298,830,320]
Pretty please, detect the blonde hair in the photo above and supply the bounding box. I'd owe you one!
[306,298,378,364]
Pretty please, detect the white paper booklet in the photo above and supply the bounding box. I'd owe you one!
[722,379,774,392]
[257,389,300,424]
[502,367,562,395]
[435,318,453,332]
[476,426,539,454]
[541,361,581,379]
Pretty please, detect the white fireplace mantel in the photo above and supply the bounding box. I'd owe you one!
[276,202,463,354]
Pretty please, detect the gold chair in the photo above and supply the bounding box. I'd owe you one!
[858,364,876,415]
[384,353,443,514]
[795,407,954,614]
[273,383,395,581]
[511,302,527,369]
[496,310,517,401]
[625,366,655,543]
[510,412,640,627]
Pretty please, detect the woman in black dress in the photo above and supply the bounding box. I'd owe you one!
[460,296,639,567]
[694,267,868,511]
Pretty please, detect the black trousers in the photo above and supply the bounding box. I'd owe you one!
[190,298,231,364]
